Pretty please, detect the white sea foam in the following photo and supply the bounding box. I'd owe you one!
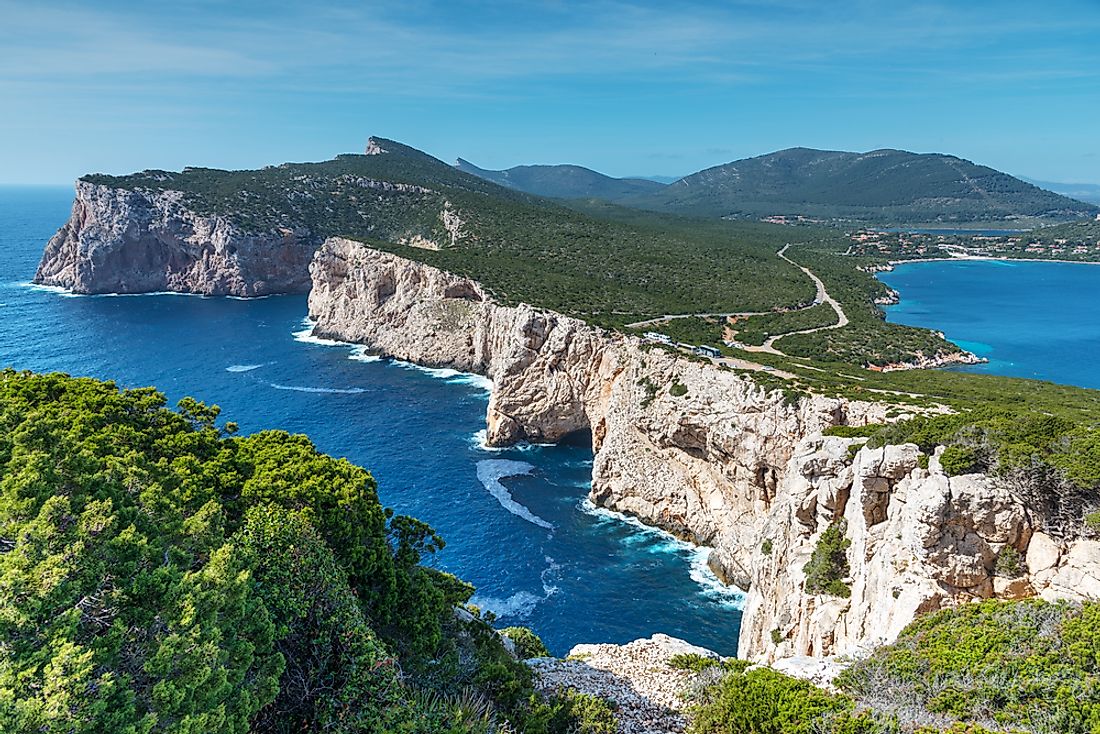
[476,459,553,530]
[469,590,544,620]
[579,498,745,608]
[400,362,493,393]
[20,282,82,297]
[269,383,366,394]
[291,318,346,347]
[226,364,265,373]
[470,555,561,620]
[348,345,382,363]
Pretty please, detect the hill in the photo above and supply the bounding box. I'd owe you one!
[454,157,666,200]
[625,147,1099,225]
[77,138,816,321]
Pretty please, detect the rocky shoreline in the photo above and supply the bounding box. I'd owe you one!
[306,236,1100,665]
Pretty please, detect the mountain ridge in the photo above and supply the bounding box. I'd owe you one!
[453,157,666,200]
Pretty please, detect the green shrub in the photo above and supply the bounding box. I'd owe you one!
[501,626,550,659]
[804,522,852,598]
[771,628,784,645]
[669,653,722,673]
[543,689,618,734]
[836,599,1100,732]
[1086,511,1100,532]
[994,546,1022,577]
[669,379,689,397]
[939,445,979,476]
[688,667,888,734]
[762,539,774,556]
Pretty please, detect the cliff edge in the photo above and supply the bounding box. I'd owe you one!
[34,181,315,296]
[307,236,1100,664]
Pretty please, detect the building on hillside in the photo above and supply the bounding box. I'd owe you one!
[693,345,721,359]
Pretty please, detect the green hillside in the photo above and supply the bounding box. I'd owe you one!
[0,370,616,734]
[83,138,816,321]
[454,158,666,200]
[626,147,1099,224]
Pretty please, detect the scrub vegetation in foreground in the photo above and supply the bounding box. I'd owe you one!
[0,370,613,734]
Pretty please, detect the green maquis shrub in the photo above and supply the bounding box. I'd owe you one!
[836,599,1100,733]
[688,667,888,734]
[0,371,471,734]
[823,424,884,438]
[804,522,852,598]
[939,445,979,476]
[543,689,618,734]
[501,626,551,659]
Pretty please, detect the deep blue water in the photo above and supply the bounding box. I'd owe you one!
[879,259,1100,389]
[0,186,742,656]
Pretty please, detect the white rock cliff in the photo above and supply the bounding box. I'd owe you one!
[34,181,316,296]
[306,236,1100,663]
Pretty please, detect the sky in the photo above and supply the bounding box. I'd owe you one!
[2,0,1099,185]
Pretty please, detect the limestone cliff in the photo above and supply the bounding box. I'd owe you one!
[34,181,316,296]
[308,236,1100,663]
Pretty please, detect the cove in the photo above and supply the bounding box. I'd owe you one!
[0,185,743,656]
[878,259,1100,390]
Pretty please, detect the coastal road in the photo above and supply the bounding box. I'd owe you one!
[741,244,850,355]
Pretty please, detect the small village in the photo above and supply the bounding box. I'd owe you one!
[845,223,1100,262]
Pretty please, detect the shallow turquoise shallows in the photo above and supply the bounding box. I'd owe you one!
[0,186,743,656]
[878,259,1100,390]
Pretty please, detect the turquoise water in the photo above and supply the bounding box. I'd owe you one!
[0,186,743,655]
[879,259,1100,389]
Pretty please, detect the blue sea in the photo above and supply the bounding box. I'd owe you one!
[0,185,743,656]
[879,259,1100,389]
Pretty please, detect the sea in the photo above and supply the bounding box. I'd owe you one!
[879,259,1100,390]
[0,185,744,656]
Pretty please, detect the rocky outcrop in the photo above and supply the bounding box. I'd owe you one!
[307,237,1100,664]
[529,634,715,734]
[34,181,316,296]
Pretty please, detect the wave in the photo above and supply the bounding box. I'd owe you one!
[579,498,745,609]
[469,590,545,620]
[399,362,493,393]
[348,345,381,363]
[226,363,265,373]
[269,383,366,394]
[470,555,562,620]
[20,282,82,298]
[291,318,347,347]
[476,459,553,530]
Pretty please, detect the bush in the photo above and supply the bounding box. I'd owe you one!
[994,546,1022,577]
[804,522,852,598]
[836,599,1100,733]
[670,379,689,397]
[688,667,888,734]
[669,653,722,673]
[939,445,979,476]
[543,689,618,734]
[501,626,550,659]
[762,539,774,556]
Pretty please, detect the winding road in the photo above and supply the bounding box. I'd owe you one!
[629,244,850,359]
[741,244,850,355]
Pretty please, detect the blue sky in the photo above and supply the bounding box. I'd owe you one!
[2,0,1098,185]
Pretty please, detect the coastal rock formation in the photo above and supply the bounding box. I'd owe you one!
[34,181,315,296]
[308,237,1100,664]
[528,634,714,734]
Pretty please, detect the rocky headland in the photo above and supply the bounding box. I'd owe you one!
[306,236,1100,664]
[34,181,316,296]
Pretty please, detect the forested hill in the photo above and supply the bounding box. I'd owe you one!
[623,147,1099,224]
[454,157,666,200]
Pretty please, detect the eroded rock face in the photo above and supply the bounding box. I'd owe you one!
[34,181,315,296]
[307,237,1100,664]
